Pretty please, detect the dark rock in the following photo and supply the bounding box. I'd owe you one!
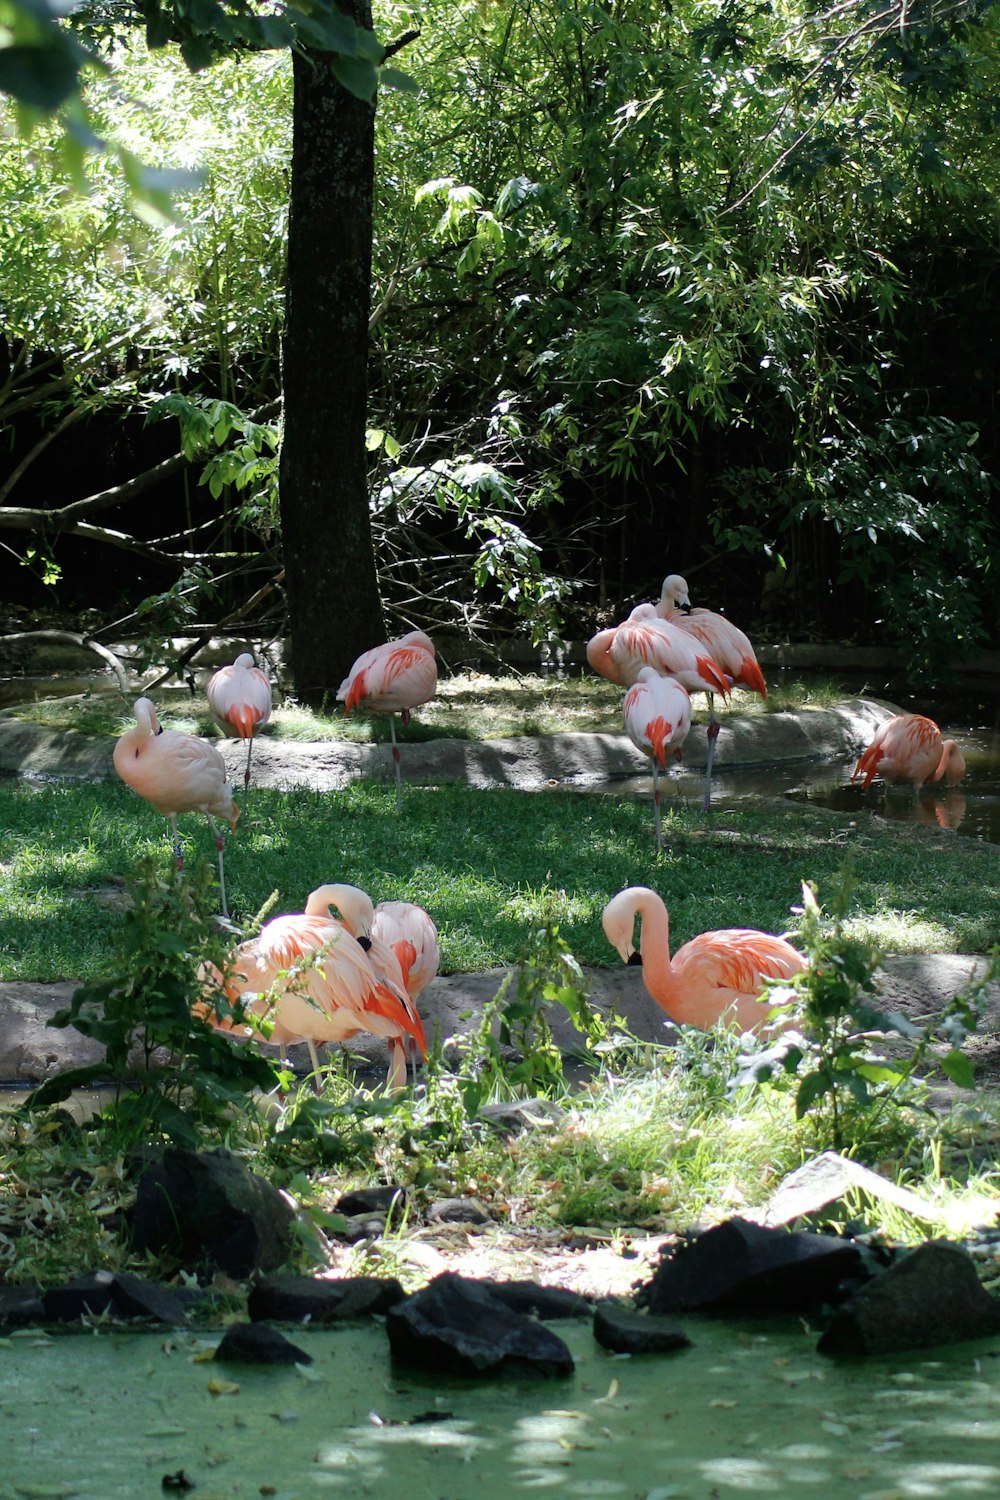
[642,1216,867,1316]
[593,1301,692,1355]
[338,1213,387,1242]
[818,1241,1000,1357]
[248,1274,406,1323]
[42,1270,188,1325]
[0,1284,45,1326]
[426,1197,493,1226]
[334,1185,407,1217]
[215,1321,312,1365]
[126,1148,295,1277]
[479,1279,592,1320]
[385,1272,575,1378]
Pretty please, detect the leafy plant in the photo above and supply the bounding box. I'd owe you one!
[24,857,282,1146]
[739,870,981,1151]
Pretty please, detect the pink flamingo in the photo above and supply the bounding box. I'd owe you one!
[202,885,427,1092]
[319,884,438,1083]
[852,713,966,795]
[656,574,767,811]
[587,605,730,698]
[337,630,437,812]
[114,697,238,918]
[602,885,804,1034]
[207,652,272,811]
[622,667,692,850]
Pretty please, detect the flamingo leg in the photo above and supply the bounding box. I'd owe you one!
[652,762,663,851]
[389,714,402,814]
[306,1038,324,1094]
[703,693,720,813]
[242,736,254,815]
[208,817,230,921]
[169,813,184,871]
[386,1039,407,1094]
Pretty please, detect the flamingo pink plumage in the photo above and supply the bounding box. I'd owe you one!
[207,652,272,809]
[587,605,730,698]
[113,696,238,918]
[205,884,427,1092]
[852,713,966,795]
[622,667,692,850]
[655,574,767,810]
[602,885,804,1034]
[337,631,437,812]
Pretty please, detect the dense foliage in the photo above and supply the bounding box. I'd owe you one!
[2,0,998,674]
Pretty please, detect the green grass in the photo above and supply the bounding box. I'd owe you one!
[2,670,852,743]
[1,773,996,983]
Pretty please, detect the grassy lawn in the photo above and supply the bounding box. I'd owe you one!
[1,772,996,983]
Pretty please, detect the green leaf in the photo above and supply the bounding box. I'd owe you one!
[379,66,416,93]
[329,53,377,102]
[940,1050,976,1088]
[795,1069,831,1117]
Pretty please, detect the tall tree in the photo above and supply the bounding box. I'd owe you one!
[279,31,384,702]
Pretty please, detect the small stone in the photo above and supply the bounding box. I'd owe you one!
[426,1197,493,1226]
[215,1321,312,1365]
[593,1302,692,1355]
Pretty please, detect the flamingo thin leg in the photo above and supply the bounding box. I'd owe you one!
[169,813,184,871]
[703,693,720,813]
[652,762,663,850]
[210,818,230,920]
[390,715,402,814]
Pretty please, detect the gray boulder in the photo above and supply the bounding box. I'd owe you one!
[385,1272,575,1378]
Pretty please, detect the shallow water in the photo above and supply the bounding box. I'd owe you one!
[3,1318,1000,1498]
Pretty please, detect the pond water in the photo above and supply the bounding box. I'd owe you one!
[3,1316,1000,1498]
[580,723,1000,846]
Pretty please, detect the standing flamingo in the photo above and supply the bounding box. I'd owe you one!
[114,697,238,918]
[337,631,437,812]
[622,667,692,850]
[207,652,272,813]
[655,574,768,812]
[205,885,427,1092]
[852,713,966,795]
[602,886,804,1033]
[317,884,438,1083]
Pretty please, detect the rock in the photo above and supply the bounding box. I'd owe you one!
[385,1272,575,1378]
[337,1213,387,1242]
[818,1241,1000,1356]
[593,1302,692,1355]
[641,1216,868,1316]
[426,1197,493,1226]
[477,1099,568,1134]
[478,1279,592,1320]
[248,1274,406,1323]
[126,1148,295,1277]
[41,1270,188,1325]
[0,1284,45,1326]
[215,1321,312,1365]
[755,1151,952,1229]
[334,1185,407,1218]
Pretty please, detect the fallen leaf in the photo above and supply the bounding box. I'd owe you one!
[207,1377,241,1396]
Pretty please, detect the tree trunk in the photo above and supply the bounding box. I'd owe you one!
[278,27,385,705]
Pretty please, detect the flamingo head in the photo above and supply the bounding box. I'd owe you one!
[660,575,691,613]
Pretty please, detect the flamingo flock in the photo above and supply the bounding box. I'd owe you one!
[109,586,969,1078]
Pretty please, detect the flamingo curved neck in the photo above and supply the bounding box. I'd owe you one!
[630,888,678,1003]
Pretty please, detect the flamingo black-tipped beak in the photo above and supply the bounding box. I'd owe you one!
[626,950,643,967]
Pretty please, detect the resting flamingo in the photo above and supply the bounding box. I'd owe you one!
[622,667,692,850]
[318,884,438,1083]
[114,697,238,918]
[852,713,966,796]
[602,885,804,1034]
[201,885,427,1092]
[337,630,437,812]
[207,652,272,812]
[587,605,730,698]
[656,574,767,811]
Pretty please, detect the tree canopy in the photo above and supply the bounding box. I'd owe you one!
[1,0,998,683]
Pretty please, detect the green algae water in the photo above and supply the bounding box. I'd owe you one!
[2,1318,1000,1499]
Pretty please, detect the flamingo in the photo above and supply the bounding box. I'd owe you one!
[622,667,692,850]
[852,713,966,796]
[202,885,427,1092]
[207,652,272,812]
[655,574,768,812]
[602,885,804,1034]
[316,884,438,1083]
[113,697,238,919]
[337,630,437,812]
[587,605,730,698]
